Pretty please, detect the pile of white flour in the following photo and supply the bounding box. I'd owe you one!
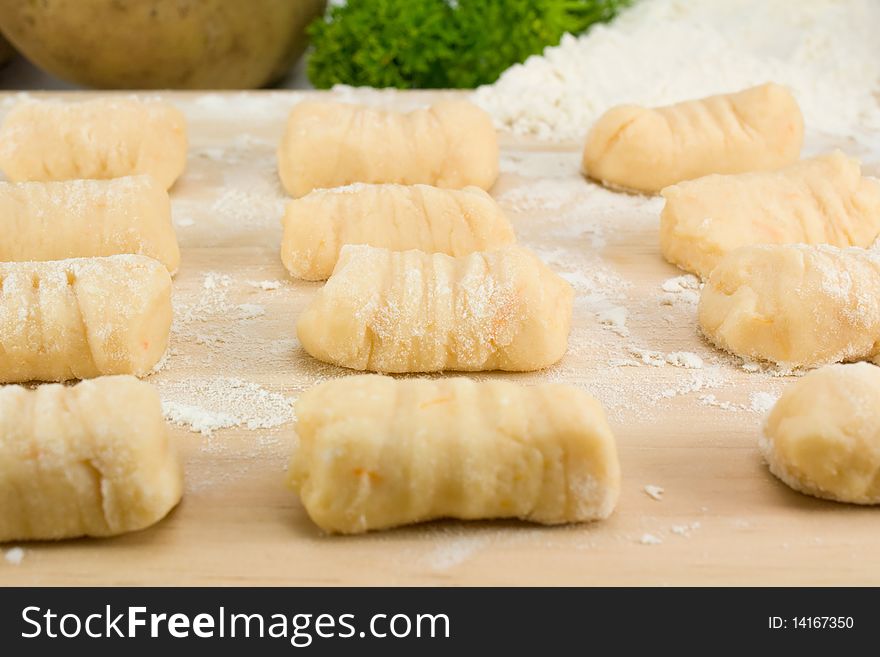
[475,0,880,142]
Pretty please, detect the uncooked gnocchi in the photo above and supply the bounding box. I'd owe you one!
[582,83,803,193]
[289,375,620,534]
[0,255,172,382]
[661,152,880,277]
[281,183,515,280]
[0,98,187,189]
[296,245,573,373]
[277,99,499,197]
[762,363,880,504]
[0,376,183,541]
[699,244,880,368]
[0,175,180,273]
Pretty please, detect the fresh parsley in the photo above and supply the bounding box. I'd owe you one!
[307,0,632,89]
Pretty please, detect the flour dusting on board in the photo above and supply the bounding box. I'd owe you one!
[644,485,664,501]
[4,547,24,566]
[671,522,701,538]
[420,535,491,571]
[152,265,301,442]
[249,280,284,291]
[160,377,294,438]
[494,160,766,420]
[173,126,287,249]
[69,80,854,583]
[476,0,880,142]
[750,392,779,414]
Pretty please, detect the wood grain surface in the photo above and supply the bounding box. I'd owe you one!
[1,90,878,586]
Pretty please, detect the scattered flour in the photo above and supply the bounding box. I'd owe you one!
[420,535,490,571]
[630,348,666,367]
[210,187,286,232]
[499,151,582,178]
[596,306,628,337]
[750,392,779,414]
[171,272,271,360]
[699,394,741,412]
[176,272,234,325]
[203,272,228,290]
[657,367,726,401]
[671,522,701,537]
[57,85,833,560]
[172,122,287,249]
[739,359,805,378]
[476,0,880,142]
[0,92,34,110]
[248,280,283,291]
[4,547,24,565]
[498,178,591,212]
[150,349,172,374]
[661,276,700,294]
[660,275,701,306]
[628,348,701,369]
[188,93,294,122]
[700,390,782,414]
[195,134,275,164]
[644,485,665,501]
[161,401,237,437]
[665,352,703,369]
[236,303,266,319]
[160,377,295,438]
[607,357,640,368]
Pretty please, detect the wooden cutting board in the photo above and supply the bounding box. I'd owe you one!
[1,90,878,586]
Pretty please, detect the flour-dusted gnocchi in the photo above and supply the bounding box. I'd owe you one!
[699,244,880,368]
[762,363,880,504]
[289,375,620,534]
[297,245,573,373]
[583,83,803,194]
[661,152,880,277]
[0,255,172,382]
[281,183,515,280]
[277,100,499,197]
[0,175,180,273]
[0,98,187,189]
[0,376,183,542]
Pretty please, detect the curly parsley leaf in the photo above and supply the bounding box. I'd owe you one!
[307,0,632,89]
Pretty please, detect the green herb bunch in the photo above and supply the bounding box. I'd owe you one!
[307,0,632,89]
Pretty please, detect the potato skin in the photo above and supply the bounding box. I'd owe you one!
[0,33,14,67]
[0,0,326,89]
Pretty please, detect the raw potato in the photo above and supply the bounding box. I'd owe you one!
[661,152,880,277]
[281,183,515,281]
[0,255,172,382]
[0,33,14,67]
[582,83,803,194]
[0,175,180,273]
[0,376,183,541]
[297,245,573,373]
[277,100,499,197]
[0,0,326,89]
[762,363,880,504]
[0,98,187,189]
[289,375,620,534]
[699,244,880,368]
